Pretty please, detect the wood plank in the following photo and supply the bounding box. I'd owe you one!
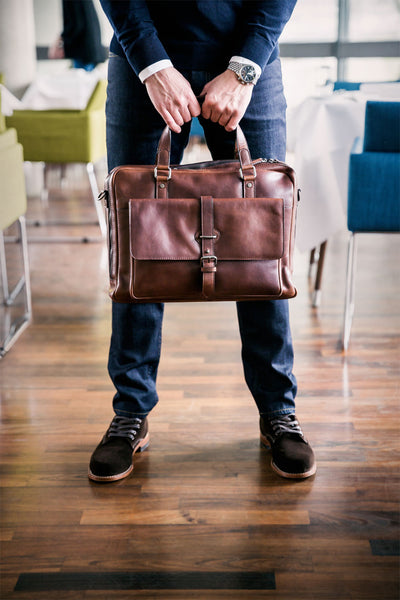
[80,508,310,526]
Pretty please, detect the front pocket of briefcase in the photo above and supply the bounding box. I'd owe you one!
[128,197,288,301]
[129,198,202,300]
[211,197,286,299]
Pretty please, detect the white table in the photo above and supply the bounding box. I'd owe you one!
[287,92,368,253]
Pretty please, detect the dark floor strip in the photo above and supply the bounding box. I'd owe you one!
[370,539,400,556]
[14,571,276,592]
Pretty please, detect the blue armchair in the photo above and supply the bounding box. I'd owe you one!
[342,100,400,350]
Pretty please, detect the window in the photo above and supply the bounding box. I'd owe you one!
[279,0,400,107]
[347,0,400,41]
[281,0,338,43]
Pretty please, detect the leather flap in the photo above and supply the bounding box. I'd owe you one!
[129,197,285,261]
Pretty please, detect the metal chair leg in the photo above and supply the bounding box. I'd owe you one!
[0,229,9,300]
[0,216,32,358]
[308,248,317,277]
[342,232,357,351]
[19,216,32,318]
[40,162,49,205]
[86,162,106,238]
[312,240,328,307]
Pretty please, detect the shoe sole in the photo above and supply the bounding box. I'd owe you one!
[88,432,150,483]
[260,433,317,480]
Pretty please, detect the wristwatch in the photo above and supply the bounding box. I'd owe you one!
[227,61,259,85]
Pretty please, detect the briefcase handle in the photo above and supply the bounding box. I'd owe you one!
[155,125,255,183]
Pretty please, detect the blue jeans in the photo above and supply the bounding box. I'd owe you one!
[106,54,297,419]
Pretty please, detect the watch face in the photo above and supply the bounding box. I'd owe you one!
[240,65,256,83]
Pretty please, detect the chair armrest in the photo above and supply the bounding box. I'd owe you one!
[85,80,107,112]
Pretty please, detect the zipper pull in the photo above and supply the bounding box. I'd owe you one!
[98,190,108,208]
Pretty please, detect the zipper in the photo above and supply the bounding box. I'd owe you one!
[173,157,282,171]
[258,158,280,164]
[173,159,234,170]
[255,157,293,168]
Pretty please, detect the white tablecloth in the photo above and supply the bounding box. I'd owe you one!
[0,70,101,115]
[287,84,400,252]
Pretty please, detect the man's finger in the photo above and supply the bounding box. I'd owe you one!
[223,106,241,131]
[188,98,201,118]
[201,97,212,120]
[224,116,237,132]
[218,111,230,127]
[171,108,185,127]
[210,107,223,123]
[162,109,182,133]
[179,105,192,123]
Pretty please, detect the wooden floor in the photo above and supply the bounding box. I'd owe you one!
[0,159,399,600]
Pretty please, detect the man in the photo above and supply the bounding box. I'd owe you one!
[89,0,316,482]
[49,0,106,71]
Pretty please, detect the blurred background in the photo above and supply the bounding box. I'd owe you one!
[1,0,399,105]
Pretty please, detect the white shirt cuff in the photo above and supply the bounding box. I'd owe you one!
[139,59,173,83]
[230,55,262,79]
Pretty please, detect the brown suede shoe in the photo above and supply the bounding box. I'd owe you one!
[89,416,149,482]
[260,414,316,479]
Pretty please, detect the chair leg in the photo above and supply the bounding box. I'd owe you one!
[308,248,317,277]
[40,162,49,205]
[0,216,32,358]
[19,216,32,318]
[342,232,357,351]
[0,229,9,300]
[312,240,328,307]
[86,162,107,239]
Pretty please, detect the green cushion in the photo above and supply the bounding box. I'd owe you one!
[0,128,27,230]
[5,79,107,163]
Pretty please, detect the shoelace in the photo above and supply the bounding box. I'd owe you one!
[107,416,143,441]
[269,415,303,438]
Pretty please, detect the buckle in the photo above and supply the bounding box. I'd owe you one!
[154,166,172,180]
[239,165,256,180]
[200,255,218,266]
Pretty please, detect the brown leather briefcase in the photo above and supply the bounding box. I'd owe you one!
[100,126,299,303]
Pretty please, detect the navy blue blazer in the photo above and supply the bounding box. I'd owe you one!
[100,0,297,77]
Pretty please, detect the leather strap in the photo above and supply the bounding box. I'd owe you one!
[200,196,217,299]
[235,126,256,198]
[235,125,252,168]
[155,127,171,199]
[156,127,171,170]
[154,125,256,198]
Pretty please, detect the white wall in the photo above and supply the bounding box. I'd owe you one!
[33,0,63,46]
[0,0,36,96]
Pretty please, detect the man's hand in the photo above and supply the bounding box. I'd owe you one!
[200,70,254,131]
[144,67,201,133]
[48,36,65,60]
